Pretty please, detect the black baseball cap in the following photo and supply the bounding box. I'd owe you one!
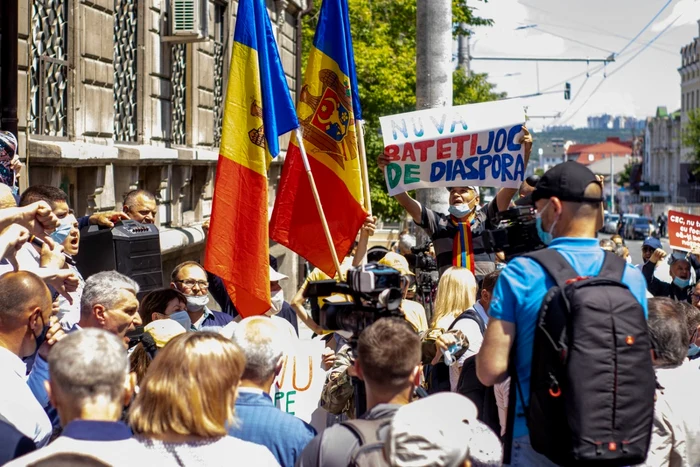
[532,161,604,204]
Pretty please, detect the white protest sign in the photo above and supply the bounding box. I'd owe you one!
[272,337,328,433]
[379,100,527,196]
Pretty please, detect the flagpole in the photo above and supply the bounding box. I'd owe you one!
[356,120,372,216]
[295,128,344,279]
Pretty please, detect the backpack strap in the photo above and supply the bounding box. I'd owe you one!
[448,308,486,334]
[598,251,626,282]
[523,248,579,289]
[342,418,389,446]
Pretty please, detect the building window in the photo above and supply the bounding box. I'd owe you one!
[114,0,139,142]
[212,2,226,148]
[171,43,187,145]
[29,0,69,136]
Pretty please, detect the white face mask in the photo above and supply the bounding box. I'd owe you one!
[265,289,285,317]
[448,197,478,219]
[169,310,192,331]
[185,294,209,312]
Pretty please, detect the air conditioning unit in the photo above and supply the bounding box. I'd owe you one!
[162,0,209,43]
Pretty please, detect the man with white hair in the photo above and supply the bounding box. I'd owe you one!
[7,328,157,466]
[229,316,315,466]
[77,271,141,341]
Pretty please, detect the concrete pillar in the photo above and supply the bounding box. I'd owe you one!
[416,0,452,237]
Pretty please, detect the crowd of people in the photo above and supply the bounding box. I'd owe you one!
[1,122,700,467]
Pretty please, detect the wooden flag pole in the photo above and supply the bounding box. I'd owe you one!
[295,128,344,280]
[356,120,373,216]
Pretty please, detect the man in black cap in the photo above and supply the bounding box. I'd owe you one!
[476,161,649,466]
[378,127,533,280]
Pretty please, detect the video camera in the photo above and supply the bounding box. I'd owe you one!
[303,263,404,336]
[483,205,545,259]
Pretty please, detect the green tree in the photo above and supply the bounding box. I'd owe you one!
[617,162,634,185]
[301,1,499,221]
[683,109,700,176]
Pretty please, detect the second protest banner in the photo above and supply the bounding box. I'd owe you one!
[379,100,527,196]
[668,210,700,251]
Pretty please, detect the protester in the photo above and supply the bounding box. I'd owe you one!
[19,185,84,329]
[611,233,624,246]
[519,174,540,200]
[170,261,234,330]
[265,266,299,335]
[78,271,142,341]
[477,161,649,465]
[378,252,428,333]
[121,189,158,224]
[377,127,532,279]
[138,288,187,326]
[641,298,700,466]
[385,392,502,467]
[643,250,696,302]
[129,332,279,466]
[424,266,477,392]
[7,329,160,466]
[0,271,65,447]
[615,244,631,263]
[658,213,667,238]
[599,238,615,252]
[129,320,186,385]
[679,300,700,361]
[298,318,422,467]
[640,236,662,267]
[0,130,21,197]
[228,316,315,466]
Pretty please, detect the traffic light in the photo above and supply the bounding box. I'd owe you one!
[564,82,571,100]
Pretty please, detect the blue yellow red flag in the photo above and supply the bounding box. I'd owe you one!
[205,0,298,317]
[270,0,368,278]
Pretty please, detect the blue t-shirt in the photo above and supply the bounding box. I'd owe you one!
[489,237,649,439]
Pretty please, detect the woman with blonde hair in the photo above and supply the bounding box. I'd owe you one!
[129,332,278,466]
[424,267,478,392]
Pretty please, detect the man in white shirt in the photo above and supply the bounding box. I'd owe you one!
[8,328,161,466]
[0,271,65,447]
[642,297,700,466]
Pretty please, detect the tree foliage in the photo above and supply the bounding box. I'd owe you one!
[683,109,700,176]
[300,1,501,221]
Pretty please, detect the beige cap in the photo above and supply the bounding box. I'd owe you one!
[378,252,414,276]
[144,319,186,348]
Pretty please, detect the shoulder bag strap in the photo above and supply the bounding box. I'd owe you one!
[523,248,580,289]
[597,250,626,282]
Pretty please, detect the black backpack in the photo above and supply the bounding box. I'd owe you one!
[513,249,655,466]
[453,310,502,437]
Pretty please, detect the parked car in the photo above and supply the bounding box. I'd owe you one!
[625,216,655,240]
[618,213,639,237]
[604,213,620,234]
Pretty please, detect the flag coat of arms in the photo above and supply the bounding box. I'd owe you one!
[270,0,367,278]
[205,0,298,317]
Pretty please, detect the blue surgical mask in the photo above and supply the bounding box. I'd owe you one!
[448,198,477,219]
[49,218,73,245]
[673,276,691,288]
[535,201,556,246]
[169,310,192,331]
[689,343,700,358]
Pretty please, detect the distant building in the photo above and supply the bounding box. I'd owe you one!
[678,19,700,201]
[565,137,632,166]
[587,114,644,131]
[643,106,681,201]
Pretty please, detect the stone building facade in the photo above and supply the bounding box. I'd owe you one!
[643,107,681,202]
[2,0,307,294]
[680,20,700,161]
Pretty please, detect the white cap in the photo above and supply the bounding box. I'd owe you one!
[269,266,288,282]
[386,392,501,467]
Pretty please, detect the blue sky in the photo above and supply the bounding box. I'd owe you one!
[467,0,700,129]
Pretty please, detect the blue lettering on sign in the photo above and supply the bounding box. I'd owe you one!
[501,153,514,181]
[465,157,479,180]
[513,153,525,181]
[430,161,446,182]
[412,118,424,138]
[493,129,507,153]
[479,155,493,179]
[430,114,447,135]
[450,115,468,133]
[507,125,522,151]
[477,131,494,155]
[391,119,408,140]
[452,159,467,181]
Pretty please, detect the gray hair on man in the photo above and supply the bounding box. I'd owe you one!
[232,316,286,384]
[80,271,139,320]
[48,328,129,405]
[398,233,416,254]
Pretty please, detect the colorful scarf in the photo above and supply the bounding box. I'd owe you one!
[452,217,476,273]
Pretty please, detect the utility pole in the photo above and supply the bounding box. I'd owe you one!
[457,24,470,75]
[0,0,19,136]
[416,0,452,228]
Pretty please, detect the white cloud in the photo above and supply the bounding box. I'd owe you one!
[652,0,700,32]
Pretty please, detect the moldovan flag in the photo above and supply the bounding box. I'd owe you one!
[270,0,367,278]
[205,0,298,317]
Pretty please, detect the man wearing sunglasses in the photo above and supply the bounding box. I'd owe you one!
[170,261,233,331]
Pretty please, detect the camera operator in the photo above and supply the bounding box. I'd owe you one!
[476,161,649,465]
[377,127,532,280]
[298,318,421,467]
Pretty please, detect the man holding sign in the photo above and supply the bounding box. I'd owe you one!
[378,100,532,279]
